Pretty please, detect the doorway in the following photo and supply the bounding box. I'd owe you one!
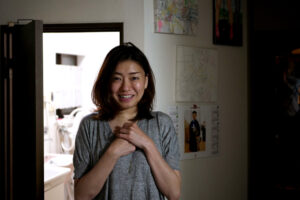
[249,29,300,200]
[43,23,123,200]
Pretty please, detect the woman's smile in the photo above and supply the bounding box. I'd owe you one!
[118,94,135,102]
[111,60,148,111]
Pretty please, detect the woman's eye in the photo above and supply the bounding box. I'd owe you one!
[131,76,140,81]
[112,77,121,81]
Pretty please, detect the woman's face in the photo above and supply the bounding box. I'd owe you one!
[110,60,148,112]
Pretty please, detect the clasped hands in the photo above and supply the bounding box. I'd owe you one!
[109,122,153,158]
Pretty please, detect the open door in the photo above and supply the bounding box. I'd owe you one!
[0,20,44,200]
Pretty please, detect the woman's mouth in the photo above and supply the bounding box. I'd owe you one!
[118,94,134,101]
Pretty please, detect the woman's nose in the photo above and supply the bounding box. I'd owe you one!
[121,78,131,91]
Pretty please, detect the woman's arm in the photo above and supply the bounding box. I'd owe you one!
[117,123,181,200]
[143,140,181,200]
[74,138,135,200]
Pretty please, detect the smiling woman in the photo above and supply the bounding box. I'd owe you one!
[91,43,155,121]
[110,60,148,112]
[73,43,181,200]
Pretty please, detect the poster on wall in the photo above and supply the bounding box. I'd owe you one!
[213,0,243,46]
[168,105,220,160]
[154,0,198,35]
[176,46,218,102]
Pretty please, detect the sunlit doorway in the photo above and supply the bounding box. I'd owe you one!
[43,23,122,200]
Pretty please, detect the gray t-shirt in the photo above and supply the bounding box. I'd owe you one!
[73,111,180,200]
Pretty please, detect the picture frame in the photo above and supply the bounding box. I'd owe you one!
[154,0,198,35]
[213,0,243,46]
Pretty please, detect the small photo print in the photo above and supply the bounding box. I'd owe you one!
[184,109,206,153]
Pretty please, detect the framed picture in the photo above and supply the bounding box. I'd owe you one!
[154,0,198,35]
[213,0,242,46]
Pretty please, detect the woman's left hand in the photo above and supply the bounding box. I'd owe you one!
[117,122,181,199]
[116,122,152,150]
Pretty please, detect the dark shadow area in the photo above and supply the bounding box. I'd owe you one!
[249,1,300,199]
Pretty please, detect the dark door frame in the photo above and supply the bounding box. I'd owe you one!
[43,22,124,44]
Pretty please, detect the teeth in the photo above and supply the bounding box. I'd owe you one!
[120,95,133,98]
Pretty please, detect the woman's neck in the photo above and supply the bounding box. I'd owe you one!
[112,108,137,124]
[108,109,137,132]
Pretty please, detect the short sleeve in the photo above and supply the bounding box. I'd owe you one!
[158,112,181,171]
[73,117,91,179]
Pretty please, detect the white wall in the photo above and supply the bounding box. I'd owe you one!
[43,32,120,109]
[0,0,144,49]
[144,0,248,200]
[0,0,248,199]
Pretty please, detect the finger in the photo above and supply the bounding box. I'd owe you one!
[116,132,129,140]
[119,127,130,135]
[112,126,121,135]
[122,122,133,128]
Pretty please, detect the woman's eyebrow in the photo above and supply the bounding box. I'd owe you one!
[113,72,142,75]
[129,72,142,75]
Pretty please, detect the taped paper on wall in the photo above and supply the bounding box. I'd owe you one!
[168,104,220,160]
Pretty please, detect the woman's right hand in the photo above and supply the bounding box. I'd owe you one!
[75,138,135,200]
[108,138,136,158]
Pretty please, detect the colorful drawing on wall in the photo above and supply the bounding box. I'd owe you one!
[154,0,198,35]
[176,46,218,102]
[213,0,242,46]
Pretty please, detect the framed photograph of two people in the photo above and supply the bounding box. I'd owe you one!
[213,0,243,46]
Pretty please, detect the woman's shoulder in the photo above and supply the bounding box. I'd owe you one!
[151,111,168,117]
[80,112,97,122]
[79,112,105,126]
[149,111,176,137]
[151,111,173,124]
[77,113,109,138]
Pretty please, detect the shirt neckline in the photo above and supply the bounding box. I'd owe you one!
[105,120,142,134]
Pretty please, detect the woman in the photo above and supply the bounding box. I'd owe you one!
[73,42,181,200]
